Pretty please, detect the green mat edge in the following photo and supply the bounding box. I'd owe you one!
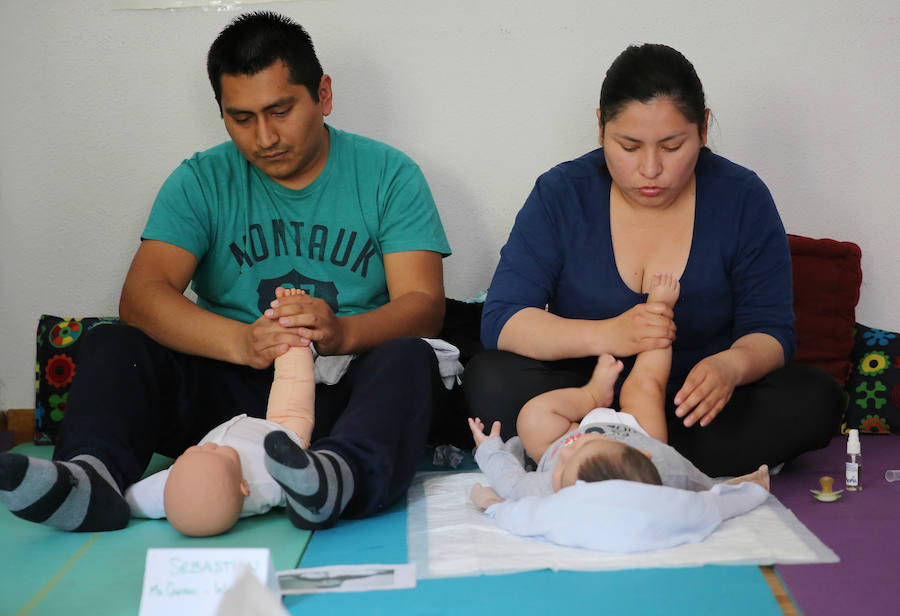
[2,442,311,616]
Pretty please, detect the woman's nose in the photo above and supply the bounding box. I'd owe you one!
[639,149,662,178]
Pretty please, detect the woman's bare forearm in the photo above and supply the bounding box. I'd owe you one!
[726,333,786,386]
[497,308,613,360]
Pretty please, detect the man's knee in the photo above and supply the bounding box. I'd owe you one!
[81,322,154,357]
[372,337,436,372]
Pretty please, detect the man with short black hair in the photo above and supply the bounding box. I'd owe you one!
[1,11,451,532]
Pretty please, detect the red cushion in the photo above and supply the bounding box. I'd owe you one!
[788,234,862,385]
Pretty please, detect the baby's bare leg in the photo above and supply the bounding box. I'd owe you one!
[517,354,623,461]
[724,464,770,491]
[619,273,680,443]
[266,288,315,447]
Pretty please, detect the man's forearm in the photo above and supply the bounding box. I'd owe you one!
[120,279,248,364]
[334,290,444,355]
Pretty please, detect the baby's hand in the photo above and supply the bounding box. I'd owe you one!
[470,483,504,510]
[467,417,501,447]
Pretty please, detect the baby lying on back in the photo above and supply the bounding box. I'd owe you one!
[469,273,768,509]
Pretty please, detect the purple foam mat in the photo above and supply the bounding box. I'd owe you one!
[771,434,899,616]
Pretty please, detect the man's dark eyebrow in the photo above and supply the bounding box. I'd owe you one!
[224,96,297,117]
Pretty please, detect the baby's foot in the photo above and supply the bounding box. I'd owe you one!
[584,354,624,409]
[725,464,770,492]
[276,286,305,299]
[647,272,680,309]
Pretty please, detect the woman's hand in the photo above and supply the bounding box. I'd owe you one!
[674,353,740,427]
[674,334,785,428]
[609,302,676,357]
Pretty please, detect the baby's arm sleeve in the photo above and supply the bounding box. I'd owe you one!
[124,469,170,518]
[474,437,552,500]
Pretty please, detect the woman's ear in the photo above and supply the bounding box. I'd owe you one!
[596,108,604,143]
[701,108,710,146]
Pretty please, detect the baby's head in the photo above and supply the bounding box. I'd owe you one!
[552,432,662,492]
[164,442,250,537]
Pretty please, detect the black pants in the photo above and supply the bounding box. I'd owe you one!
[55,324,445,518]
[462,349,844,476]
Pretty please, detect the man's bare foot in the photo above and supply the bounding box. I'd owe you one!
[647,272,680,309]
[725,464,770,492]
[583,354,624,409]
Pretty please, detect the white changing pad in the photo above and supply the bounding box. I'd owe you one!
[407,472,838,579]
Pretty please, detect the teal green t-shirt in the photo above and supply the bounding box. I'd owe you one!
[143,125,451,323]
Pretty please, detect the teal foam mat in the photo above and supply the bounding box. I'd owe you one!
[1,444,310,616]
[287,483,783,615]
[286,566,781,615]
[2,445,783,615]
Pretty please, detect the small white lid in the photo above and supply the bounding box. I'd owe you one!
[847,429,861,455]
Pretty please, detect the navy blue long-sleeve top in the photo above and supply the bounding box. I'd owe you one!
[482,148,795,395]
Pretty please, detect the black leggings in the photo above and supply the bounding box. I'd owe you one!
[55,324,445,518]
[462,349,844,476]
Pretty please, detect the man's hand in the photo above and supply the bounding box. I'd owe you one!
[470,483,504,510]
[608,302,676,356]
[266,291,345,356]
[468,417,501,448]
[241,314,307,369]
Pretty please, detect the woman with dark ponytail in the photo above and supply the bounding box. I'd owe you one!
[465,44,842,477]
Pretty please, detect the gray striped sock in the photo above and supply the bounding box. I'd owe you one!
[263,431,353,530]
[0,453,129,532]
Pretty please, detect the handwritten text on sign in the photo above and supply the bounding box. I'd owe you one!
[138,548,278,616]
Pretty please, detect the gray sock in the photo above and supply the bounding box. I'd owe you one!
[0,453,130,532]
[263,431,354,530]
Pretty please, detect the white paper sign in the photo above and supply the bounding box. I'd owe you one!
[138,548,279,616]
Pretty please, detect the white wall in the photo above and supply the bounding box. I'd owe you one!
[1,0,898,409]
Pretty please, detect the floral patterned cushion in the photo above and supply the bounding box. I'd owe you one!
[34,315,118,444]
[844,323,900,434]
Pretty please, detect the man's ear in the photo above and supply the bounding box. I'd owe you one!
[318,74,333,117]
[240,479,250,497]
[638,449,653,460]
